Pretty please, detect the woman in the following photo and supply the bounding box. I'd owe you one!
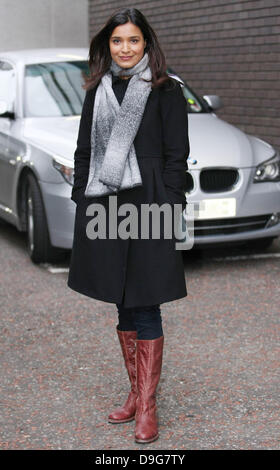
[67,7,190,444]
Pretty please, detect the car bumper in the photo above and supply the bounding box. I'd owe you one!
[39,180,75,249]
[192,217,280,245]
[186,170,280,245]
[40,175,280,250]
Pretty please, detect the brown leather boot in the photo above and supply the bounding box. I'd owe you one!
[108,328,138,423]
[134,335,164,443]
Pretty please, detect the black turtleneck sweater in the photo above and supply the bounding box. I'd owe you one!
[111,74,132,105]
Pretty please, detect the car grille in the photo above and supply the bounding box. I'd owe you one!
[200,168,239,192]
[194,214,271,236]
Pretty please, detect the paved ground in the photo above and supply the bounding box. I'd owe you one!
[0,219,279,450]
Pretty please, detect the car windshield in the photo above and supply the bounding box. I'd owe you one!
[24,61,90,117]
[24,61,208,117]
[180,82,208,113]
[166,68,208,113]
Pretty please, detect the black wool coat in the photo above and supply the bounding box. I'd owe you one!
[67,74,190,308]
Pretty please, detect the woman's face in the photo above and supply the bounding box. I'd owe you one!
[109,21,147,69]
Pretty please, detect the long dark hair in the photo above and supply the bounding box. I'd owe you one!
[83,7,172,91]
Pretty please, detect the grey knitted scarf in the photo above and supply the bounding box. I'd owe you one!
[84,52,152,197]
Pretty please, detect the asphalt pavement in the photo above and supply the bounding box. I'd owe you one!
[0,219,279,450]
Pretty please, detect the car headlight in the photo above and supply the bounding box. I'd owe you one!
[254,152,280,183]
[52,155,74,186]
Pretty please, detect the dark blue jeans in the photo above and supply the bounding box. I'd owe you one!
[116,303,163,340]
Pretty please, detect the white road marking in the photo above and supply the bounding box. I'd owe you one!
[47,267,69,273]
[40,263,69,273]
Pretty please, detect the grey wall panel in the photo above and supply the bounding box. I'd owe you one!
[0,0,89,51]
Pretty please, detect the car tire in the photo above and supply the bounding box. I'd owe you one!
[26,173,67,264]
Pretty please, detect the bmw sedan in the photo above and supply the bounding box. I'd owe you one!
[0,48,279,263]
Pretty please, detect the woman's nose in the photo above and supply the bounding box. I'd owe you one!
[121,43,131,53]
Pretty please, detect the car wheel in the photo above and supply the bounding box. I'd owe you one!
[26,173,67,264]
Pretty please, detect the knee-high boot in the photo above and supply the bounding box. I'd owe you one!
[108,328,138,423]
[134,335,164,443]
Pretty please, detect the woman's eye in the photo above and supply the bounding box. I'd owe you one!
[112,39,138,44]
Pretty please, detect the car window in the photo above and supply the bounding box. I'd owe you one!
[24,61,89,117]
[23,61,208,117]
[0,61,16,112]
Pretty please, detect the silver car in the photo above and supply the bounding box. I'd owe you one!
[0,48,279,263]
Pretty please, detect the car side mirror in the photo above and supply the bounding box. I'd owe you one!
[202,95,223,111]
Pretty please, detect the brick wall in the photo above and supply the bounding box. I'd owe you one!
[89,0,280,152]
